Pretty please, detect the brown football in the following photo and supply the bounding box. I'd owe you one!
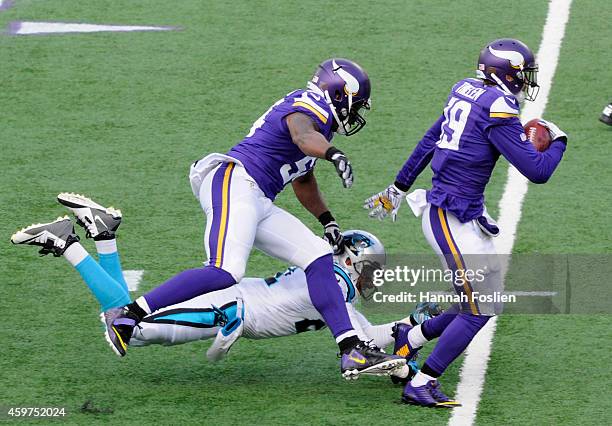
[523,119,552,152]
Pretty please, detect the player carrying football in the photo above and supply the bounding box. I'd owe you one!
[365,39,568,407]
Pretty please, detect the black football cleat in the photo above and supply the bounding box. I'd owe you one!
[340,341,406,380]
[11,216,79,257]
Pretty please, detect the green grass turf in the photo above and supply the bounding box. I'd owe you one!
[0,0,609,424]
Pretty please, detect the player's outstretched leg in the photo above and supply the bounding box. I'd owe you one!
[305,253,406,380]
[57,192,129,293]
[11,215,131,311]
[12,214,133,356]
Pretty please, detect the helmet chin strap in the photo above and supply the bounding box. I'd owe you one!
[307,81,352,135]
[323,90,348,135]
[490,73,515,97]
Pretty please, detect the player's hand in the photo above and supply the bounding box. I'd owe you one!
[323,221,345,254]
[539,119,568,144]
[363,183,407,222]
[325,146,353,188]
[318,211,344,254]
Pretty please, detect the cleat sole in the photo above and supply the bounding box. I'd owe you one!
[58,193,122,219]
[58,192,106,210]
[342,358,406,380]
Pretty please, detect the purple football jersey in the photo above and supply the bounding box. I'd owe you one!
[396,78,565,222]
[227,89,334,200]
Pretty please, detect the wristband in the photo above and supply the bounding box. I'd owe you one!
[325,146,341,162]
[318,211,335,226]
[393,181,411,192]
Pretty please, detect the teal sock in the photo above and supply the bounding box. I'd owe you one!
[98,252,129,295]
[95,239,129,295]
[75,256,131,311]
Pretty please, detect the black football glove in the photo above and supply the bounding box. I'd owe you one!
[325,146,353,188]
[319,211,344,254]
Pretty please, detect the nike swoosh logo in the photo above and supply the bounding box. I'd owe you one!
[94,215,108,228]
[348,355,366,365]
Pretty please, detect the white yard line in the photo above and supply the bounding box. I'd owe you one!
[123,270,144,292]
[448,2,573,425]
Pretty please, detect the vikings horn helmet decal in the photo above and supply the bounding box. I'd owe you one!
[333,59,360,95]
[307,58,371,136]
[488,46,525,69]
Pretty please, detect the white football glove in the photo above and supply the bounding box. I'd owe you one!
[539,119,567,143]
[363,184,407,222]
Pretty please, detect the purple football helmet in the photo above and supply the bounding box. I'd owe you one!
[476,38,539,101]
[307,58,371,136]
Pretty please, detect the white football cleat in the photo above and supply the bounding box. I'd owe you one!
[11,216,80,257]
[57,193,122,240]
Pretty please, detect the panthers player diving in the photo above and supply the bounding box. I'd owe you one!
[11,194,430,380]
[365,39,567,407]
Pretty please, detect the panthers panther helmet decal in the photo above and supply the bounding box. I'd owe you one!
[334,229,385,300]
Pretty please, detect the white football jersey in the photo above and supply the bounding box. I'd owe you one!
[238,265,357,339]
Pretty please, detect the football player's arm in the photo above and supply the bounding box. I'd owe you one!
[344,303,371,343]
[287,112,353,189]
[292,170,328,219]
[364,114,444,221]
[394,114,445,191]
[488,121,566,184]
[347,304,396,348]
[292,171,343,252]
[286,112,332,158]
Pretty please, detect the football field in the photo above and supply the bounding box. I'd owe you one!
[1,1,611,425]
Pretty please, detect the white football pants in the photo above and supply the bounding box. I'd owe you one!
[189,154,331,282]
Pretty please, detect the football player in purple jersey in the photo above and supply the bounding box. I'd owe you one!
[365,39,568,407]
[98,59,405,378]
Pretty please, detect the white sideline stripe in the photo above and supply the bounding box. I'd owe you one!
[448,2,573,425]
[13,22,175,35]
[123,270,144,292]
